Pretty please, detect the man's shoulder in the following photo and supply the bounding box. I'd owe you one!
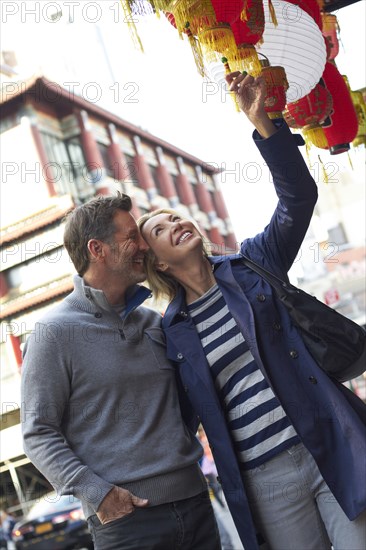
[33,296,74,325]
[133,304,162,325]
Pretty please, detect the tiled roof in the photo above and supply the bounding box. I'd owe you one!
[0,276,73,319]
[1,75,220,174]
[0,196,74,245]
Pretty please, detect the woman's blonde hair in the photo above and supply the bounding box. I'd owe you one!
[137,208,211,302]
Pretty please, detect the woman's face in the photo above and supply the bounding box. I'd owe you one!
[140,212,202,267]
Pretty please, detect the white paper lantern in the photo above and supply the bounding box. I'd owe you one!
[258,0,326,102]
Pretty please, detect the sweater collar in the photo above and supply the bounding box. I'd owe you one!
[73,275,152,315]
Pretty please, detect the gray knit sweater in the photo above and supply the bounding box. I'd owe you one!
[21,276,205,519]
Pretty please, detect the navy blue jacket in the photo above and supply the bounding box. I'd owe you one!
[162,122,366,550]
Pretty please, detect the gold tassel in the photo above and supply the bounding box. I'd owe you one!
[199,24,238,65]
[185,22,206,77]
[353,136,366,148]
[119,0,144,52]
[222,57,241,112]
[303,125,329,149]
[152,0,173,11]
[350,90,366,149]
[268,0,278,26]
[171,0,216,36]
[321,13,338,33]
[230,44,262,77]
[318,155,329,184]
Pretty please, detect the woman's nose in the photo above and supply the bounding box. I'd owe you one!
[172,220,183,232]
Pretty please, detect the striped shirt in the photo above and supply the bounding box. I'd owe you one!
[188,284,300,470]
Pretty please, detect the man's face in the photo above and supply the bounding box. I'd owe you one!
[103,210,148,286]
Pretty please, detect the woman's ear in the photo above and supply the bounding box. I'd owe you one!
[155,262,169,272]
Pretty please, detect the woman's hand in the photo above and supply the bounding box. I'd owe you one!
[226,71,277,138]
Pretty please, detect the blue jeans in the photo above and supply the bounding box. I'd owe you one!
[242,442,366,550]
[87,491,221,550]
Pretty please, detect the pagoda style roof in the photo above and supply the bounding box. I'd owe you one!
[1,74,220,174]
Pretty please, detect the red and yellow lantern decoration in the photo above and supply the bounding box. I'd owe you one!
[196,0,245,65]
[321,13,340,61]
[162,1,245,69]
[343,76,366,149]
[285,0,322,29]
[351,90,366,148]
[229,2,265,77]
[260,56,289,119]
[164,12,206,75]
[321,62,358,155]
[284,80,333,147]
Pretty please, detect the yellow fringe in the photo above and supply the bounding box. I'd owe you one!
[171,0,216,36]
[222,58,241,112]
[199,24,238,64]
[119,0,144,52]
[230,45,262,77]
[321,13,338,33]
[351,90,366,148]
[268,112,284,119]
[303,126,329,149]
[268,0,278,27]
[186,27,206,77]
[352,136,366,148]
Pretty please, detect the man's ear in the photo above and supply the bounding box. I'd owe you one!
[88,239,104,260]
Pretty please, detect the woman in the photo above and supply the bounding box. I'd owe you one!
[138,72,366,550]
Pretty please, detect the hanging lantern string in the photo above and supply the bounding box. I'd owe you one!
[347,151,354,170]
[318,155,329,184]
[268,0,278,26]
[119,0,144,52]
[185,22,206,77]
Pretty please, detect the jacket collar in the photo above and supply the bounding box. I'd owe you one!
[162,255,240,327]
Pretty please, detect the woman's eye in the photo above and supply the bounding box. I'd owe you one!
[155,227,162,236]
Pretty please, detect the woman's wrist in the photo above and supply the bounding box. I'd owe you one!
[248,112,277,139]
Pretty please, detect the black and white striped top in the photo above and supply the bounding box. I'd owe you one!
[188,284,300,470]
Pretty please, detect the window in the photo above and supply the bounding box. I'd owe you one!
[4,247,73,298]
[149,165,162,194]
[328,223,348,247]
[124,154,139,186]
[40,132,92,201]
[97,142,113,177]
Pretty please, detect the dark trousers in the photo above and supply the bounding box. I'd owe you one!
[87,491,222,550]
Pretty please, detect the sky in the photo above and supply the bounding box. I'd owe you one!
[0,0,365,239]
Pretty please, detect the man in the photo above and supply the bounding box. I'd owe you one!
[21,193,221,550]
